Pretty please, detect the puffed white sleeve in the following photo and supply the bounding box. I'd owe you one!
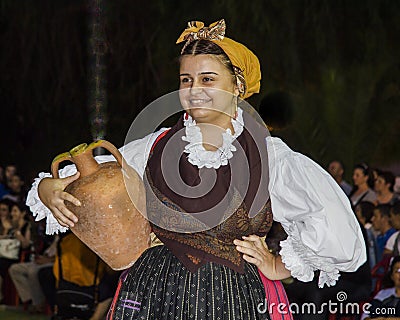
[266,136,367,288]
[26,128,168,235]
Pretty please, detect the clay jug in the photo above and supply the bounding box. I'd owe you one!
[51,140,151,270]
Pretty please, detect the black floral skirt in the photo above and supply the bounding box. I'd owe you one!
[107,245,269,320]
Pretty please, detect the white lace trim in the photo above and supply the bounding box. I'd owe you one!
[279,224,341,288]
[181,108,244,169]
[26,172,69,235]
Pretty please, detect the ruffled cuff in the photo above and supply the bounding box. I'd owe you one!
[279,230,341,288]
[26,172,68,235]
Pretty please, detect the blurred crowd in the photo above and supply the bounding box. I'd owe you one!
[0,164,118,319]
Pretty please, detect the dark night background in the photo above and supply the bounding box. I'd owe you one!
[0,0,399,183]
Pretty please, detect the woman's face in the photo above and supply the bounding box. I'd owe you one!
[354,205,365,225]
[0,204,9,219]
[179,54,238,127]
[352,168,368,186]
[374,176,389,193]
[11,205,25,223]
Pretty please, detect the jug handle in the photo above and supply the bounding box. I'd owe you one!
[51,152,74,179]
[86,140,124,168]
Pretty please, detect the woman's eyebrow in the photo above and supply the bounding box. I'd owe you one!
[199,72,218,75]
[179,72,219,76]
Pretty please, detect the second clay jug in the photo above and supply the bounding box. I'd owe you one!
[51,140,151,270]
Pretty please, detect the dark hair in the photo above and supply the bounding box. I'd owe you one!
[354,163,370,176]
[180,39,236,78]
[381,255,400,289]
[353,162,375,189]
[0,198,16,213]
[11,201,29,214]
[392,200,400,216]
[358,201,376,223]
[375,203,392,218]
[378,170,396,193]
[390,256,400,274]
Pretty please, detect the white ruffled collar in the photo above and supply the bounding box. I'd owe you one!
[181,108,244,169]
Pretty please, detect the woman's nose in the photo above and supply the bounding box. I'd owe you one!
[190,79,203,94]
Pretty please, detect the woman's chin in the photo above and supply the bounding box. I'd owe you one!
[187,107,212,120]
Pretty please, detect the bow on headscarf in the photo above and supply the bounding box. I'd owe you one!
[176,19,261,99]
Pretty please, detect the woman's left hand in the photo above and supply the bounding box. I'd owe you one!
[234,234,291,280]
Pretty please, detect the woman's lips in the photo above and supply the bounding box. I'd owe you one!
[189,98,212,106]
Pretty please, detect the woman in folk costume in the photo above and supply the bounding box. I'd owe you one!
[27,20,366,320]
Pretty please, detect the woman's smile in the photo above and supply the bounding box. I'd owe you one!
[179,54,238,128]
[189,97,212,106]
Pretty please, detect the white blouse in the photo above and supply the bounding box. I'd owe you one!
[26,122,366,288]
[266,137,366,287]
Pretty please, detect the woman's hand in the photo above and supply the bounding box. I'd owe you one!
[38,173,81,228]
[234,234,291,280]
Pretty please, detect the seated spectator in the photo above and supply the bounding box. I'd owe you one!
[350,163,377,207]
[372,204,396,262]
[3,173,27,203]
[328,160,352,196]
[8,229,58,313]
[39,232,120,319]
[375,171,399,205]
[0,166,9,199]
[355,201,378,269]
[385,201,400,256]
[394,176,400,196]
[4,164,17,185]
[0,202,31,301]
[0,199,13,238]
[363,256,400,319]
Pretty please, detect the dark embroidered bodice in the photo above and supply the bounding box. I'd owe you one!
[145,114,272,273]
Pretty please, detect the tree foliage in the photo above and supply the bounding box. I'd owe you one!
[0,0,399,181]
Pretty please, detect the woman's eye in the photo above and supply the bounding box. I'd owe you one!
[180,77,191,84]
[202,77,213,82]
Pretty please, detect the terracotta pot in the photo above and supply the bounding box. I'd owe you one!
[51,140,150,270]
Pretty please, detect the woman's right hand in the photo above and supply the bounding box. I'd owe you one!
[38,172,81,228]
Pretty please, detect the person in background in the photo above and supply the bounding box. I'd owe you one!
[355,201,378,269]
[37,232,119,319]
[372,204,396,262]
[0,198,14,303]
[328,160,352,196]
[385,201,400,256]
[350,163,377,207]
[8,231,57,313]
[0,198,13,238]
[0,202,31,303]
[4,165,17,181]
[0,166,10,199]
[394,176,400,196]
[375,171,399,205]
[257,90,294,132]
[362,255,400,319]
[3,173,27,203]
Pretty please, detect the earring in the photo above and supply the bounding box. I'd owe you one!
[233,96,239,119]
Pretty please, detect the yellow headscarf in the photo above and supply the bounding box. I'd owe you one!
[176,19,261,99]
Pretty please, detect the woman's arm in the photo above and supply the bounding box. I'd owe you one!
[234,234,291,280]
[14,225,31,249]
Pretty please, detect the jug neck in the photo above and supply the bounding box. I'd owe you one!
[70,144,99,177]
